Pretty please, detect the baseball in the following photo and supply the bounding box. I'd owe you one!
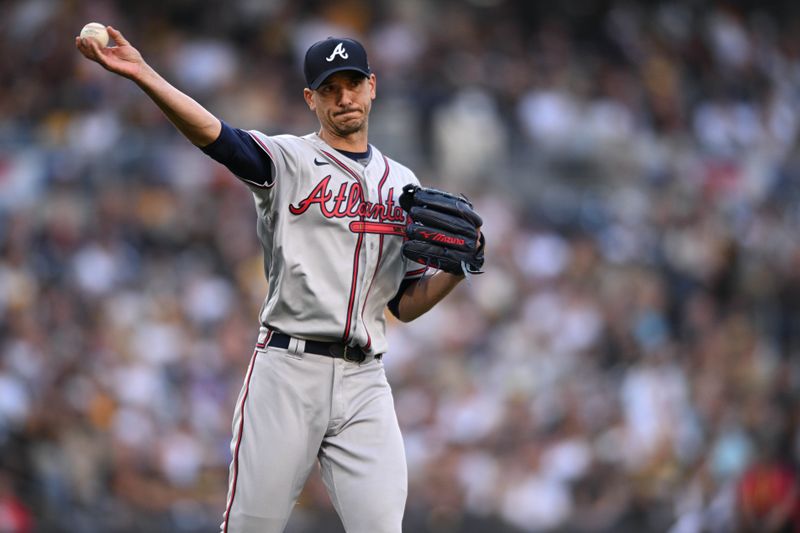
[80,22,109,47]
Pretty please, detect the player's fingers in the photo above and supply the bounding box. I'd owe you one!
[84,38,109,65]
[106,26,129,46]
[75,36,92,58]
[76,37,96,59]
[86,37,100,54]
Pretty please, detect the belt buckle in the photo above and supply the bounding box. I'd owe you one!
[342,345,357,363]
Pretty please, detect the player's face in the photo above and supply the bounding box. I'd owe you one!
[305,71,376,138]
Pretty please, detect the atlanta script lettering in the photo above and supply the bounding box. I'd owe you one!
[289,176,406,222]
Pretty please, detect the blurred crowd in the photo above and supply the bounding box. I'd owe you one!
[2,0,800,531]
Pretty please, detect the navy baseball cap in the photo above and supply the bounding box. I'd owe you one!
[304,37,371,90]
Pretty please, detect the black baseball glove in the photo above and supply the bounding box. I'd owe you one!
[399,184,485,276]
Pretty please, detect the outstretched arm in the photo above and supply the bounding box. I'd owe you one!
[75,26,221,147]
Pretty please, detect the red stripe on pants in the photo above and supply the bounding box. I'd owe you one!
[223,333,270,532]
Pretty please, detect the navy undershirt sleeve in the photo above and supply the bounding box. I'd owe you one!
[200,121,273,185]
[387,278,418,319]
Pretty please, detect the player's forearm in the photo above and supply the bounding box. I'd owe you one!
[396,271,463,322]
[133,64,221,147]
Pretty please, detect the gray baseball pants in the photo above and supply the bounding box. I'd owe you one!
[220,333,407,533]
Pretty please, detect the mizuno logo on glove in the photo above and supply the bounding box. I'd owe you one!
[419,231,465,246]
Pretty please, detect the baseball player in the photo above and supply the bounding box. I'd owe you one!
[76,27,484,533]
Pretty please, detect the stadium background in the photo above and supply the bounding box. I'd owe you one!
[1,0,800,531]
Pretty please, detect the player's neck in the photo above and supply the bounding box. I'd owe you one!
[318,127,369,153]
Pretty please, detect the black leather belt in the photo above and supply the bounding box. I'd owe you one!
[266,332,380,363]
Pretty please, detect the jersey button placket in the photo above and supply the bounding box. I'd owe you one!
[350,170,374,347]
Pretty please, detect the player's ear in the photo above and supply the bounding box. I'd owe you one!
[368,73,376,100]
[303,88,316,110]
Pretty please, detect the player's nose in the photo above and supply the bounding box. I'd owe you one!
[337,86,357,105]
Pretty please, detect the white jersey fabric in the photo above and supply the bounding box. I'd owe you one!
[243,131,427,355]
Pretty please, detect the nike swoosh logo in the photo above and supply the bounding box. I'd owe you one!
[314,158,330,166]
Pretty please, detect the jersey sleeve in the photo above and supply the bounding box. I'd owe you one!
[200,124,300,192]
[200,122,275,188]
[245,130,299,189]
[403,263,429,280]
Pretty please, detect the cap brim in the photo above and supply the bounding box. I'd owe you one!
[309,66,371,90]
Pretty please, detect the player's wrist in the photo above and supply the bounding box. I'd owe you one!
[129,62,154,84]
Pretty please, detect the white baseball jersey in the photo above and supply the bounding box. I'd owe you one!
[241,131,427,355]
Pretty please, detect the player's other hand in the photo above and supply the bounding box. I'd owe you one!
[75,26,144,81]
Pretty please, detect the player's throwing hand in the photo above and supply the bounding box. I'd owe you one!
[75,26,144,80]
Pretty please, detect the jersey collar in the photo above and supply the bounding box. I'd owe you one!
[308,132,381,172]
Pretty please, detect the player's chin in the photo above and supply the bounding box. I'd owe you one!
[332,117,366,136]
